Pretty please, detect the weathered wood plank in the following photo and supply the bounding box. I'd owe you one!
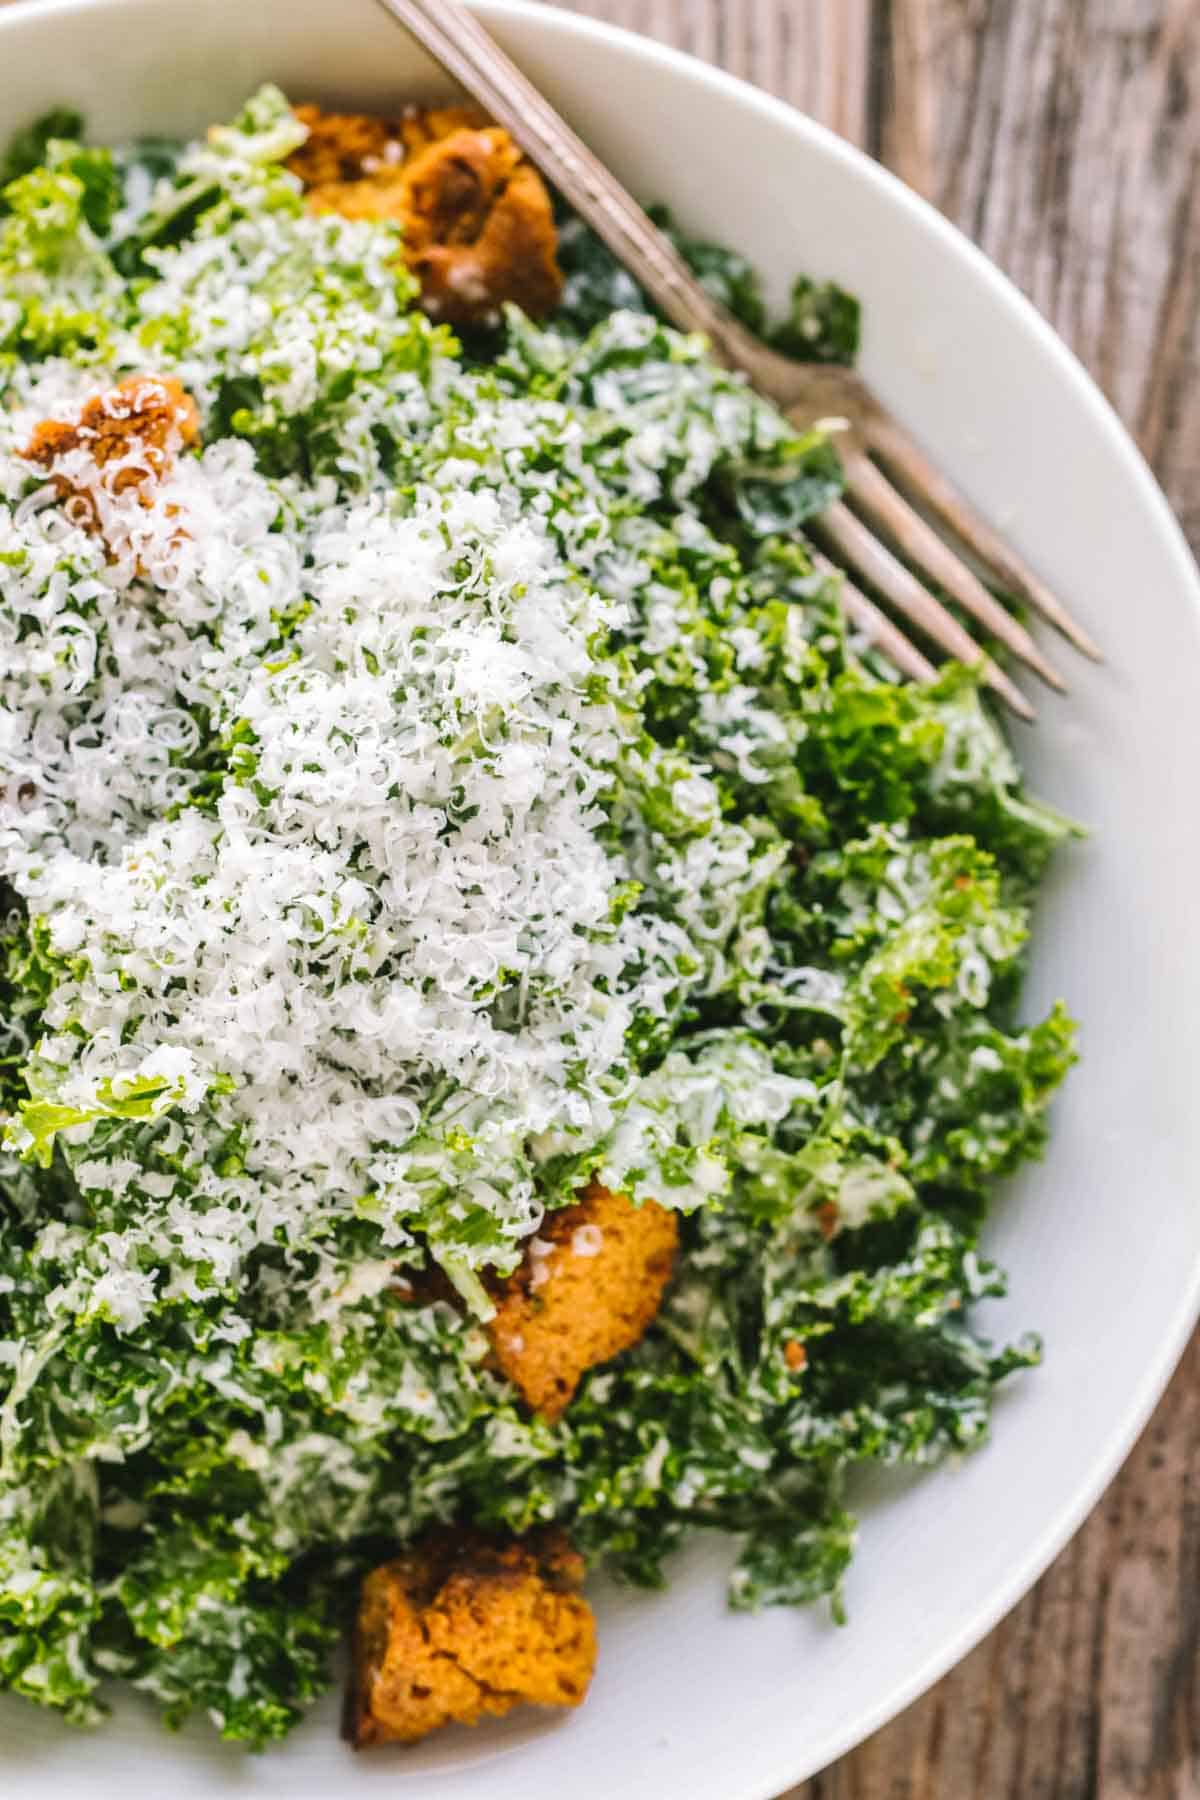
[543,0,875,142]
[909,0,1200,547]
[881,0,938,197]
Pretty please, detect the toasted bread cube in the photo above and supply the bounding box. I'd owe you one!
[21,374,199,491]
[397,125,562,325]
[347,1527,596,1747]
[20,374,199,544]
[287,104,563,326]
[285,103,403,187]
[486,1184,679,1422]
[287,101,488,188]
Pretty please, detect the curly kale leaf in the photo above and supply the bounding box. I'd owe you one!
[725,436,847,535]
[730,1500,857,1614]
[861,1003,1079,1194]
[553,205,767,339]
[647,204,768,334]
[0,1466,102,1725]
[117,1555,340,1747]
[0,110,85,190]
[769,274,861,365]
[555,211,663,336]
[110,83,307,276]
[0,157,122,363]
[553,206,858,369]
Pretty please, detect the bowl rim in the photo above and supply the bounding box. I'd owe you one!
[0,0,1198,1790]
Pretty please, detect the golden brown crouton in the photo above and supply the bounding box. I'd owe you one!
[400,126,562,327]
[20,374,200,540]
[401,106,495,157]
[285,104,401,188]
[287,101,489,188]
[287,103,563,327]
[346,1527,596,1747]
[486,1184,679,1422]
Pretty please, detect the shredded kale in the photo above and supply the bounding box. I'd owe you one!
[0,108,85,190]
[557,205,859,364]
[771,274,861,365]
[0,95,1077,1746]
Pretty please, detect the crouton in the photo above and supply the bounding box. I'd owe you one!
[346,1527,596,1747]
[396,125,563,326]
[287,103,563,327]
[287,101,488,188]
[486,1184,679,1422]
[285,103,402,188]
[19,374,199,541]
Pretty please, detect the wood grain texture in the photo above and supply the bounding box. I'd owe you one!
[916,0,1200,554]
[545,3,1200,1796]
[545,0,876,144]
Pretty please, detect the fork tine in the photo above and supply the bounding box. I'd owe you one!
[844,453,1068,693]
[816,501,1036,720]
[812,551,938,684]
[866,416,1103,661]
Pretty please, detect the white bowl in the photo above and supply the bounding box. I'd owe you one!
[3,2,1200,1795]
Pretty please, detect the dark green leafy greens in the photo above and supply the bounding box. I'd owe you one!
[557,205,860,362]
[0,108,85,188]
[0,93,1076,1747]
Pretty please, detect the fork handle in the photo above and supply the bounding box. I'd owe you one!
[369,0,767,370]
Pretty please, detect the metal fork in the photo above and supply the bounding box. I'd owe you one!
[371,0,1102,719]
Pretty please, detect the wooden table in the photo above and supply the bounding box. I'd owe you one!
[549,4,1200,1794]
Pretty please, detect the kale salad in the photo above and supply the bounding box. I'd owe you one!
[0,89,1076,1746]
